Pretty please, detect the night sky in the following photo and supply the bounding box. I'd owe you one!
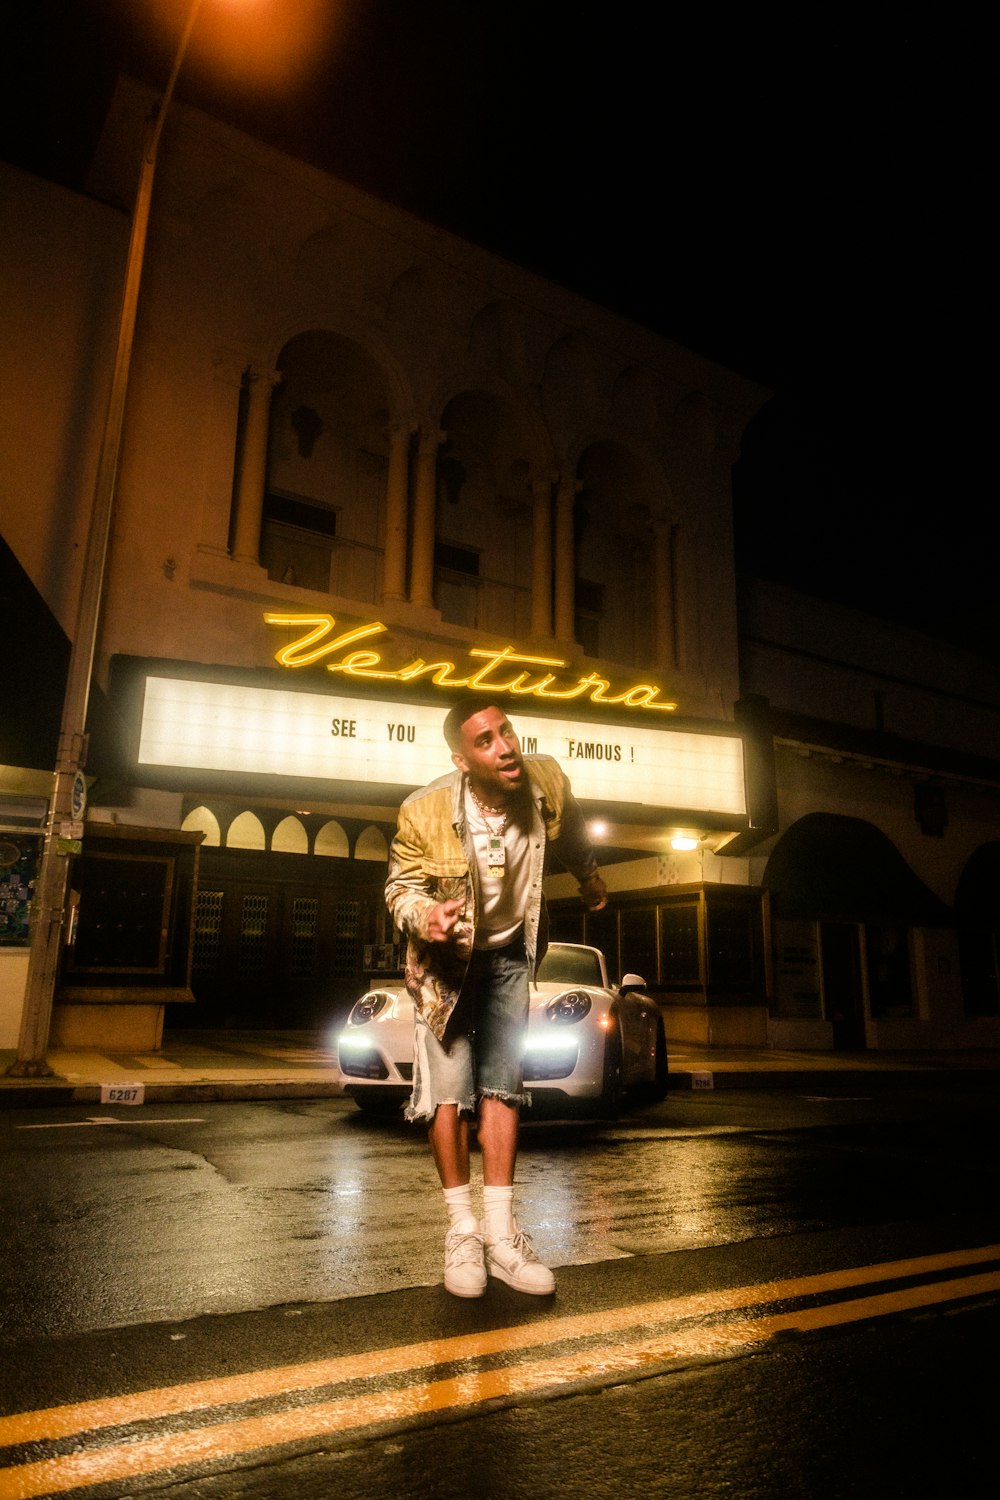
[4,1,991,658]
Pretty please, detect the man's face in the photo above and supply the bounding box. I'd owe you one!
[451,706,525,803]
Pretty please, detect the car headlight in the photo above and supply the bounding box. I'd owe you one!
[347,992,392,1025]
[544,990,592,1024]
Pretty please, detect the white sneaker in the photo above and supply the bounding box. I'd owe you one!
[444,1227,487,1298]
[485,1225,555,1295]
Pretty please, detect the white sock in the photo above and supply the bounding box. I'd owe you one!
[443,1184,478,1234]
[483,1184,515,1240]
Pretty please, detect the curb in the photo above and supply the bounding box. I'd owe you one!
[4,1068,998,1108]
[0,1080,346,1109]
[666,1067,1000,1092]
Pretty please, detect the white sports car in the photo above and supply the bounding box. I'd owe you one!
[336,942,668,1117]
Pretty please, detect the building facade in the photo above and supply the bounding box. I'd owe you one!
[2,80,998,1055]
[735,579,1000,1051]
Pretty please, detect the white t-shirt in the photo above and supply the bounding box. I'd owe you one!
[465,786,531,949]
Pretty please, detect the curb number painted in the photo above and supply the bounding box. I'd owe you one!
[100,1083,145,1105]
[691,1071,715,1090]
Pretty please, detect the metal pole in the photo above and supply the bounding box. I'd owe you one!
[6,0,205,1076]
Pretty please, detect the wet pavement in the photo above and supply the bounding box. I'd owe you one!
[2,1029,999,1106]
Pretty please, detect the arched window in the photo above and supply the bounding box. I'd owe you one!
[226,811,266,850]
[181,806,221,846]
[314,819,349,858]
[272,815,309,854]
[434,389,534,637]
[355,825,388,862]
[263,331,391,602]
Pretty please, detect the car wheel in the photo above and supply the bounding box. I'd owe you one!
[596,1026,624,1119]
[648,1020,669,1101]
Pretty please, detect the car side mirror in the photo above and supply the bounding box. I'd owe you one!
[619,973,646,994]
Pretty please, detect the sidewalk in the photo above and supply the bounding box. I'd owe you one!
[3,1031,1000,1106]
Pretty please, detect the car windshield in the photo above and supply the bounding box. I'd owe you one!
[536,944,603,987]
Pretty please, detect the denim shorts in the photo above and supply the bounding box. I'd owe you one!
[406,938,530,1123]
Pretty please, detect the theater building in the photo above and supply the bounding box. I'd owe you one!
[2,79,998,1055]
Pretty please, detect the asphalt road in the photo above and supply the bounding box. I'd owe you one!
[1,1083,998,1497]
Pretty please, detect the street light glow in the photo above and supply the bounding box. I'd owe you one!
[7,0,292,1078]
[141,0,342,95]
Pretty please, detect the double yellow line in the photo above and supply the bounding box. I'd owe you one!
[2,1244,998,1499]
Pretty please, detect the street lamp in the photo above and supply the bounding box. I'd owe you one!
[6,0,208,1076]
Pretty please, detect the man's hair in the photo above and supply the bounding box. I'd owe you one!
[442,696,504,752]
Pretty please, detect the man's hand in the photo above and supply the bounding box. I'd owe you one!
[579,872,608,911]
[426,897,465,942]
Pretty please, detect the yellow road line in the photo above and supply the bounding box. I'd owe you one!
[2,1265,998,1500]
[1,1243,996,1452]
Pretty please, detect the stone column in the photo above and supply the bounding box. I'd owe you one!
[530,475,554,638]
[382,423,412,602]
[553,474,578,643]
[197,349,246,557]
[409,428,443,609]
[230,366,281,566]
[652,516,676,668]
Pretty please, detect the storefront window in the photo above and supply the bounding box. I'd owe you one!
[331,899,361,979]
[68,854,173,973]
[583,904,617,972]
[773,918,822,1019]
[0,835,38,947]
[706,895,759,989]
[619,906,658,984]
[192,890,224,972]
[238,894,270,973]
[289,896,320,977]
[660,901,701,985]
[865,924,914,1018]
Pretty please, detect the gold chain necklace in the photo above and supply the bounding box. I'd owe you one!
[469,786,509,874]
[469,786,508,834]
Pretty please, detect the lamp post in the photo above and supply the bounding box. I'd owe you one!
[6,0,206,1076]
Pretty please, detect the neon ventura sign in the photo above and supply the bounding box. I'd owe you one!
[264,613,679,713]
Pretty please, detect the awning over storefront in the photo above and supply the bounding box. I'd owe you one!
[763,812,953,926]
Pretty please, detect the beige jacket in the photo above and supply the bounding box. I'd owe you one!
[385,756,600,1040]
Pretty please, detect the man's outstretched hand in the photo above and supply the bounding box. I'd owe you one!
[426,897,465,942]
[579,872,608,911]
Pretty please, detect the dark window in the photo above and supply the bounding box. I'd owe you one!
[575,577,604,658]
[434,542,481,627]
[192,890,224,971]
[619,906,658,984]
[865,924,914,1018]
[264,494,336,536]
[68,854,172,973]
[660,902,701,984]
[958,927,1000,1016]
[706,897,758,988]
[331,899,361,978]
[584,904,618,972]
[289,896,320,978]
[239,894,270,973]
[260,492,336,591]
[549,907,585,944]
[435,541,480,576]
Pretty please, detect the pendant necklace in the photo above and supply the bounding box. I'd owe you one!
[470,787,508,875]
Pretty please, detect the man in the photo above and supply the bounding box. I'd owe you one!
[385,697,608,1298]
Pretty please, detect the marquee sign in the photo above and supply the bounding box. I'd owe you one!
[136,675,747,815]
[264,613,679,713]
